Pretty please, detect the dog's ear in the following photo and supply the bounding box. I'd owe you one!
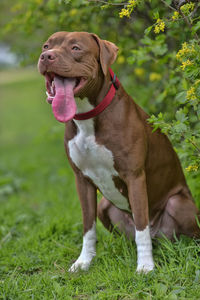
[91,34,118,76]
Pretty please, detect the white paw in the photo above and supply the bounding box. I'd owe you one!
[68,258,92,273]
[69,223,96,273]
[136,262,154,273]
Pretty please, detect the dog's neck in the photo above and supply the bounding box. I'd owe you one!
[92,72,112,106]
[73,68,120,122]
[78,69,113,108]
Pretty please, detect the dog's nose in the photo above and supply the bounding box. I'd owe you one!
[40,51,56,64]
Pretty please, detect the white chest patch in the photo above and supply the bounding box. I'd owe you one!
[68,98,130,212]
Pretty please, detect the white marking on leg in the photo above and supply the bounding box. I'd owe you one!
[135,225,154,273]
[69,222,96,272]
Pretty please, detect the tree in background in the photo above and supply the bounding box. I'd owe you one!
[1,0,200,201]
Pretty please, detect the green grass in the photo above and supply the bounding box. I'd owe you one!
[0,68,200,299]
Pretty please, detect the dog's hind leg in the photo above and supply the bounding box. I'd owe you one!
[158,191,200,239]
[98,197,135,240]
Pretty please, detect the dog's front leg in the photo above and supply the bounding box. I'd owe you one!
[69,171,97,272]
[126,170,154,273]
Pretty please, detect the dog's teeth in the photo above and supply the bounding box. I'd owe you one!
[50,86,54,94]
[52,81,55,87]
[46,91,54,99]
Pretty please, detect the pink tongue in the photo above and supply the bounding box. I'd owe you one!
[52,76,76,123]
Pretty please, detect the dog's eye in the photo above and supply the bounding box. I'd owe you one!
[44,44,48,49]
[72,46,80,51]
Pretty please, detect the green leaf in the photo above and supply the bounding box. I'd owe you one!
[175,109,188,123]
[144,25,153,36]
[152,44,168,56]
[153,11,159,19]
[175,91,187,104]
[192,21,200,34]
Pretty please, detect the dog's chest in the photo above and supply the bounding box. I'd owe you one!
[68,99,130,212]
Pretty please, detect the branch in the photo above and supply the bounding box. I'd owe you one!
[189,138,200,154]
[87,0,128,6]
[160,0,176,11]
[179,10,200,41]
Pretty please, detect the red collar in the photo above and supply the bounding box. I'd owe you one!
[74,68,120,121]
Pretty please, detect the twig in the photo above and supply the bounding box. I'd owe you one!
[190,4,199,19]
[179,10,200,41]
[189,138,200,154]
[87,0,128,6]
[195,111,200,122]
[160,0,176,12]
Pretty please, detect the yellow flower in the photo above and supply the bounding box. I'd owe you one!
[180,3,195,15]
[176,42,195,61]
[159,22,165,32]
[195,79,200,86]
[119,8,130,18]
[186,86,196,101]
[69,9,78,17]
[135,68,145,77]
[117,55,125,64]
[154,25,160,34]
[176,51,182,60]
[11,3,23,12]
[119,0,137,18]
[181,59,193,70]
[128,0,137,6]
[35,0,43,4]
[154,19,165,34]
[172,11,179,21]
[185,165,198,172]
[149,72,161,81]
[182,42,187,49]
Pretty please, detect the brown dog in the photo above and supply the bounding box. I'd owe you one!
[38,31,200,273]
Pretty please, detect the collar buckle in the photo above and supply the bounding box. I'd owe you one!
[110,68,119,90]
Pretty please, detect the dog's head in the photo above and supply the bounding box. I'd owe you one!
[38,31,118,123]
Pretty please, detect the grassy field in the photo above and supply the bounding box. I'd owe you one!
[0,68,200,300]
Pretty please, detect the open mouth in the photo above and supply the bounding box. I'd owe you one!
[44,72,87,123]
[45,72,87,104]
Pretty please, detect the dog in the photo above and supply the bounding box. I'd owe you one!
[38,31,200,273]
